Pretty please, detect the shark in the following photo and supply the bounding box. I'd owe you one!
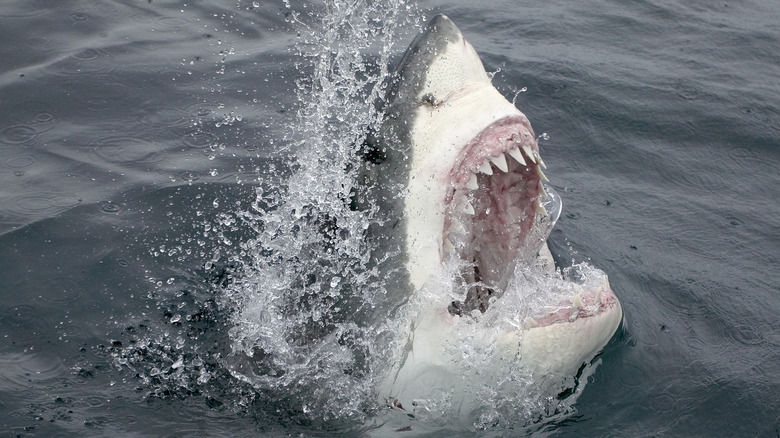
[356,15,623,421]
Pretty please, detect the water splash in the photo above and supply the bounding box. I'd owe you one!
[221,0,421,424]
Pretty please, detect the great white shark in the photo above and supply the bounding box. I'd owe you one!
[356,15,623,421]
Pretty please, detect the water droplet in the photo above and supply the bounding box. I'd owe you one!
[69,12,89,21]
[98,201,120,213]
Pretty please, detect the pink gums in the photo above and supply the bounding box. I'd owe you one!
[443,116,541,270]
[530,287,621,327]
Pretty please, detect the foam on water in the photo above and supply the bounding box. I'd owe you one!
[220,0,422,424]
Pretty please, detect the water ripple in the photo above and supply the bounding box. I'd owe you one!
[98,201,121,214]
[39,277,83,304]
[71,48,100,61]
[0,105,53,149]
[69,78,137,114]
[10,193,81,216]
[0,352,66,389]
[0,125,38,145]
[615,362,650,389]
[14,196,55,212]
[44,48,116,78]
[182,131,219,149]
[23,35,51,48]
[0,2,50,18]
[138,106,193,129]
[85,98,109,111]
[69,12,90,22]
[0,304,41,325]
[89,136,167,165]
[4,155,37,168]
[728,324,764,346]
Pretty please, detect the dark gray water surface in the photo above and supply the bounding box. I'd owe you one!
[1,0,779,436]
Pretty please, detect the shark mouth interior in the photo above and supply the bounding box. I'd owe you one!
[444,116,554,316]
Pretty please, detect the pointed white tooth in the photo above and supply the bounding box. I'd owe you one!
[572,294,583,310]
[524,316,539,328]
[460,199,475,215]
[538,180,547,198]
[522,145,537,164]
[535,199,548,215]
[490,154,508,172]
[535,165,548,182]
[508,147,526,166]
[450,218,467,235]
[478,161,493,175]
[466,173,479,190]
[443,238,455,253]
[535,152,547,169]
[595,286,603,304]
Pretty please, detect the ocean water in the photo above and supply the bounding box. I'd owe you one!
[1,0,779,436]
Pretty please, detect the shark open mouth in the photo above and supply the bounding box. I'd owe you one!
[442,115,616,322]
[443,116,547,315]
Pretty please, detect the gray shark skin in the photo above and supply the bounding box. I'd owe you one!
[361,15,623,423]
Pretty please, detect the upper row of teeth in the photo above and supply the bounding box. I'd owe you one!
[466,142,546,190]
[456,143,550,218]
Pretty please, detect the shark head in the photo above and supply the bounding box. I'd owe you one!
[369,15,623,420]
[393,15,551,295]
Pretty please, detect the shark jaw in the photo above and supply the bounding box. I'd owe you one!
[373,14,622,421]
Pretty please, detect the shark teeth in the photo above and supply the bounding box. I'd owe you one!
[572,294,583,310]
[478,161,493,175]
[460,199,475,215]
[535,198,548,215]
[490,154,508,172]
[444,238,454,253]
[522,145,537,164]
[536,166,548,182]
[508,147,526,166]
[450,218,468,234]
[468,140,541,187]
[466,173,479,190]
[536,153,546,169]
[569,294,584,321]
[538,180,547,198]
